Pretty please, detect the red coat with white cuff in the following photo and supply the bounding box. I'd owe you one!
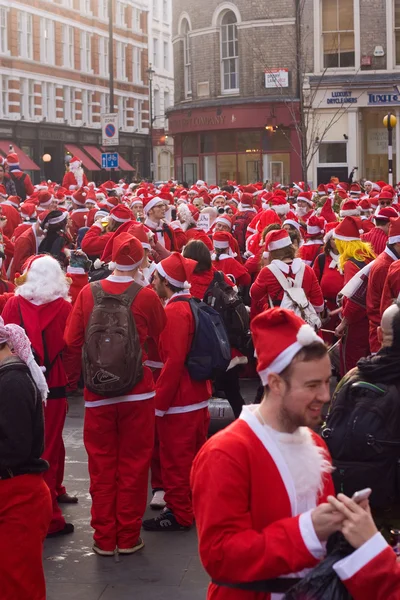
[297,240,324,266]
[69,208,89,239]
[212,256,251,287]
[366,247,397,353]
[381,259,400,315]
[81,223,112,258]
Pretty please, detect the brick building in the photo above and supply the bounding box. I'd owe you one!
[169,0,304,186]
[0,0,150,184]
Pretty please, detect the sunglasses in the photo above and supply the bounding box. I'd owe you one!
[379,200,392,206]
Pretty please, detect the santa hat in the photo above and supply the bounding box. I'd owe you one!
[251,307,323,385]
[297,191,313,206]
[143,195,165,215]
[333,216,361,241]
[42,210,68,228]
[127,223,152,250]
[214,214,232,230]
[157,191,173,204]
[6,152,20,171]
[256,209,282,232]
[72,187,87,206]
[374,206,398,221]
[358,198,372,212]
[282,217,301,232]
[337,182,350,193]
[155,252,197,289]
[38,190,55,208]
[85,188,97,205]
[323,222,338,244]
[213,231,237,254]
[378,190,393,202]
[0,184,7,198]
[131,197,143,207]
[293,181,305,193]
[242,185,257,195]
[270,195,290,216]
[211,194,226,206]
[307,215,325,236]
[239,192,254,207]
[350,183,362,195]
[317,184,326,196]
[69,156,81,166]
[388,217,400,244]
[178,203,199,223]
[104,196,119,210]
[340,199,360,218]
[111,232,144,271]
[6,195,21,209]
[263,230,292,258]
[376,180,387,192]
[20,202,37,221]
[110,204,134,223]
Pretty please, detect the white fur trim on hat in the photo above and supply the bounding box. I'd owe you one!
[215,216,232,229]
[109,258,143,271]
[389,235,400,244]
[268,235,292,251]
[283,219,301,232]
[307,225,323,235]
[333,232,360,241]
[213,240,230,249]
[111,214,131,223]
[156,261,189,289]
[339,209,360,217]
[144,197,164,214]
[131,198,143,206]
[47,212,68,225]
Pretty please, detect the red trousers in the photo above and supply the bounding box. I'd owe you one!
[42,398,67,534]
[84,399,155,551]
[151,427,163,490]
[340,318,370,376]
[157,407,210,526]
[0,474,52,600]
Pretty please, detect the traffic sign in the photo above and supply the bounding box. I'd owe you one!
[101,153,119,169]
[101,113,119,146]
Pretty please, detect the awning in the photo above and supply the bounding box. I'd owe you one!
[0,140,40,170]
[65,144,100,171]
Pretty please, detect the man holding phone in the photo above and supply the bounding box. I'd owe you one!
[191,308,344,600]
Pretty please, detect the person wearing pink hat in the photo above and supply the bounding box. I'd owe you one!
[361,206,398,256]
[143,253,210,532]
[366,217,400,353]
[65,233,166,555]
[250,229,324,321]
[333,217,376,374]
[191,307,342,600]
[62,156,88,191]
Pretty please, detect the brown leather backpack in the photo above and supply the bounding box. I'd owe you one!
[82,281,143,397]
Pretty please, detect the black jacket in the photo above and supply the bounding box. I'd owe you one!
[0,356,48,474]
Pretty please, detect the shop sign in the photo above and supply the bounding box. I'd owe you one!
[367,128,397,155]
[368,93,400,105]
[265,69,289,89]
[326,91,357,105]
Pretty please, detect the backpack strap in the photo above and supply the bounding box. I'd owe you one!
[266,263,291,290]
[91,280,142,307]
[315,253,326,282]
[293,261,306,288]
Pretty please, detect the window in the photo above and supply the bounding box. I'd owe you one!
[322,0,355,68]
[98,36,108,76]
[18,13,33,60]
[62,25,74,69]
[164,90,170,111]
[40,18,55,65]
[98,0,108,20]
[116,41,127,80]
[100,92,110,114]
[62,0,73,7]
[396,0,400,65]
[0,76,8,117]
[132,8,141,31]
[133,47,142,83]
[154,88,160,124]
[319,142,347,163]
[81,89,93,124]
[163,0,168,22]
[182,20,192,98]
[118,96,128,128]
[42,82,56,121]
[220,11,239,92]
[20,79,35,120]
[80,31,92,72]
[153,38,158,68]
[116,1,126,27]
[134,99,142,130]
[81,0,91,15]
[0,8,8,54]
[163,41,168,70]
[153,0,159,19]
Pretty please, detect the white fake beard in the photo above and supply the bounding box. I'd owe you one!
[295,206,308,217]
[71,165,84,187]
[272,204,290,216]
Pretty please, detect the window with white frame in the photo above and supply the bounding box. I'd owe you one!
[0,8,8,55]
[63,86,71,122]
[182,20,192,98]
[80,31,92,72]
[319,142,347,164]
[220,11,239,92]
[133,47,142,83]
[164,90,170,111]
[154,88,160,124]
[98,36,108,76]
[395,0,400,65]
[322,0,355,68]
[118,96,128,128]
[163,0,168,22]
[40,18,55,65]
[20,79,35,119]
[0,75,8,117]
[134,98,142,130]
[18,13,33,60]
[62,0,73,7]
[98,0,108,20]
[81,0,91,15]
[62,25,74,69]
[116,42,127,80]
[42,82,56,121]
[100,91,110,114]
[81,89,91,124]
[116,1,126,27]
[153,38,158,68]
[163,41,168,70]
[132,8,141,31]
[153,0,159,19]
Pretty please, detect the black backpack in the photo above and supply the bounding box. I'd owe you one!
[321,370,400,509]
[203,271,251,355]
[171,297,231,380]
[232,211,254,254]
[10,172,27,201]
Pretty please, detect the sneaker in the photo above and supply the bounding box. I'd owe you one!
[92,544,116,557]
[150,490,166,510]
[142,509,191,532]
[118,537,145,555]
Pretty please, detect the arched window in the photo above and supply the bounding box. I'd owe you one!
[181,19,192,98]
[220,11,238,92]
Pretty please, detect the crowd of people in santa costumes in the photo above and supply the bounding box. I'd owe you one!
[3,147,400,595]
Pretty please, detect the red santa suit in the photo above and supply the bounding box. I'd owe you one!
[62,169,88,192]
[81,222,112,258]
[65,261,166,550]
[9,225,43,280]
[313,251,344,344]
[12,222,32,241]
[366,247,398,353]
[250,258,324,320]
[0,202,22,238]
[186,227,213,251]
[2,284,71,536]
[361,226,387,256]
[188,267,234,301]
[212,254,251,287]
[8,169,35,198]
[333,532,400,600]
[191,406,335,600]
[381,259,400,315]
[297,239,324,266]
[69,207,89,239]
[144,217,176,252]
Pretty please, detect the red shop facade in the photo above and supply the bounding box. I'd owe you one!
[167,101,302,187]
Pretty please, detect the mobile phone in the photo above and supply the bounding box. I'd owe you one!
[352,488,372,503]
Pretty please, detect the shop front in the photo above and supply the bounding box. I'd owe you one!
[167,102,302,187]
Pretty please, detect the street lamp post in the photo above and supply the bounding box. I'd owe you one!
[383,113,397,186]
[146,64,155,181]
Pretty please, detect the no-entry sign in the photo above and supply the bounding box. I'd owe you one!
[101,113,119,147]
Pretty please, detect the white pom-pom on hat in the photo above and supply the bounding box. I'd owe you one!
[296,323,321,346]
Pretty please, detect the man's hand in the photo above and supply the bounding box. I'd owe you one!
[311,502,345,541]
[335,318,347,338]
[327,494,378,549]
